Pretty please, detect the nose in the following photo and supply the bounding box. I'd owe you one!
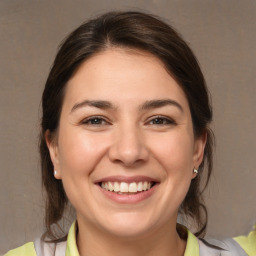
[108,124,149,167]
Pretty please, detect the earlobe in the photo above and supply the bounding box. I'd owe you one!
[192,132,207,178]
[45,130,61,179]
[192,168,198,179]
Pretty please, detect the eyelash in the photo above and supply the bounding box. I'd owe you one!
[147,116,176,126]
[81,115,176,127]
[81,116,109,126]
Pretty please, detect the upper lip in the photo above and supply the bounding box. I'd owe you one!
[94,175,159,184]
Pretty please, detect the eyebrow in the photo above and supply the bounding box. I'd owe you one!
[140,99,184,112]
[70,100,115,113]
[70,99,183,113]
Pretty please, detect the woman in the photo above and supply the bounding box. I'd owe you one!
[5,11,249,256]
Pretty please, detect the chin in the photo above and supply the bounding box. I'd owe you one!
[98,212,157,239]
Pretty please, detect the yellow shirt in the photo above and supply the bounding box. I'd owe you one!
[234,227,256,256]
[4,242,36,256]
[4,222,199,256]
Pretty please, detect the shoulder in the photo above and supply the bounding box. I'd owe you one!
[199,237,249,256]
[184,228,248,256]
[234,229,256,256]
[4,238,67,256]
[4,242,36,256]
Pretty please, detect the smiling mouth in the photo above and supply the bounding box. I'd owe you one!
[99,181,156,194]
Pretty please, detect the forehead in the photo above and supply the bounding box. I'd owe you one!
[63,48,189,111]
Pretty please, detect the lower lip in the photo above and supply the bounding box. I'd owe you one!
[98,184,159,204]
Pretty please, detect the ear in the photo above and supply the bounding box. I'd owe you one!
[191,132,207,179]
[45,130,62,179]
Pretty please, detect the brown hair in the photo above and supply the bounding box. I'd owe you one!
[40,11,214,241]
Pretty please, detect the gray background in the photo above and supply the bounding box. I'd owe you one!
[0,0,255,254]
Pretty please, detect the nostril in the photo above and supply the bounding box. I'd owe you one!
[111,158,147,167]
[108,135,149,166]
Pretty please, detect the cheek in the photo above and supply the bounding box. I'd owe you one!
[144,132,195,222]
[57,128,109,176]
[148,130,194,172]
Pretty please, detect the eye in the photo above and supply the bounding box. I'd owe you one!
[148,116,176,125]
[81,116,109,126]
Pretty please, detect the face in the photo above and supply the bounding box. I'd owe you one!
[47,49,205,238]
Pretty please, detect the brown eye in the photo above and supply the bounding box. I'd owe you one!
[82,117,108,126]
[149,116,175,125]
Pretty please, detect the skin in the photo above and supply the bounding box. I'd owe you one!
[47,48,206,256]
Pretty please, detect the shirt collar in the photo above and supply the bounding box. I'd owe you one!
[66,221,199,256]
[184,228,200,256]
[66,221,80,256]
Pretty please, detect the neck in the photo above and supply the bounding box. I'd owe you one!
[76,219,186,256]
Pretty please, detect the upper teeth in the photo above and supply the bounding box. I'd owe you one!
[101,181,152,193]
